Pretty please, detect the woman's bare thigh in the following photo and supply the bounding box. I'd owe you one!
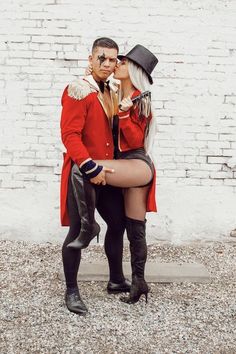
[94,159,153,188]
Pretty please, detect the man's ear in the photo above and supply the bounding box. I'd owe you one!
[88,55,93,64]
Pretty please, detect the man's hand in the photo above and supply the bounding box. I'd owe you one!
[90,166,114,185]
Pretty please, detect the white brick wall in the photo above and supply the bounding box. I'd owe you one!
[0,1,236,243]
[1,0,235,190]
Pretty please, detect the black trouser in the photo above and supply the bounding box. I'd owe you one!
[62,175,126,289]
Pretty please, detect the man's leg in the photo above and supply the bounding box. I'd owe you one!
[61,175,88,315]
[96,185,131,293]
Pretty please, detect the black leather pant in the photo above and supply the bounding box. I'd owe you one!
[62,174,126,289]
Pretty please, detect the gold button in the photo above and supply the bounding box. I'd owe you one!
[106,142,110,146]
[105,153,109,157]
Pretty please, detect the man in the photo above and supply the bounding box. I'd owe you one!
[60,37,130,315]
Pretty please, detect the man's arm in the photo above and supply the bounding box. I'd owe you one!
[60,87,113,184]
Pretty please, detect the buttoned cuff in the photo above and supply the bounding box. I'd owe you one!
[79,159,103,179]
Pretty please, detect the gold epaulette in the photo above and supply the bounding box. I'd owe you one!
[67,78,96,100]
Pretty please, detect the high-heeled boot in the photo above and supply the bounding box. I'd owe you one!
[120,217,149,304]
[67,164,100,249]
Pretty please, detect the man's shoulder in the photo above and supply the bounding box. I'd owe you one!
[67,77,97,101]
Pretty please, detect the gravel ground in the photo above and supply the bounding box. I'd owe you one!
[0,239,236,354]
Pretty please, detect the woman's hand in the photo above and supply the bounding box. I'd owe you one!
[119,96,133,112]
[90,166,114,185]
[85,64,93,76]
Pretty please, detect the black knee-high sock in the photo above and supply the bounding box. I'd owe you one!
[62,177,81,290]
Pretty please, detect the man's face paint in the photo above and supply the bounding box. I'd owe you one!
[89,47,118,81]
[97,52,106,67]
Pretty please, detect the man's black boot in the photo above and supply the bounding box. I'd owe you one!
[65,287,88,315]
[107,279,131,294]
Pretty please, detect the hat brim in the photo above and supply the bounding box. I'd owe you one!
[117,55,153,84]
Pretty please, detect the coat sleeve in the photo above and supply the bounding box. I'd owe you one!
[118,107,147,147]
[60,87,90,166]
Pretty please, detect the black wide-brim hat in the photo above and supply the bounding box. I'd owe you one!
[117,44,158,84]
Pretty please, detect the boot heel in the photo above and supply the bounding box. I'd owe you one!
[67,222,100,249]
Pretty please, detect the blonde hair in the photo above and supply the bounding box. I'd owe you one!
[127,59,157,156]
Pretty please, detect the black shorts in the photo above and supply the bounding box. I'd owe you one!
[116,148,154,181]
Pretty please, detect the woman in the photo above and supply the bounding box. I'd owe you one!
[68,44,158,304]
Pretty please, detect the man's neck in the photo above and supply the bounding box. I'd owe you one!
[92,73,106,83]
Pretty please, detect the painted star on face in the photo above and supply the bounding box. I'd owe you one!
[97,52,106,67]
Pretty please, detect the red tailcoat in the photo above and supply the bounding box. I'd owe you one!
[60,79,157,226]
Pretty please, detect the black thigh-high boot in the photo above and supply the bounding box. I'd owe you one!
[62,176,88,315]
[67,163,100,249]
[120,217,149,304]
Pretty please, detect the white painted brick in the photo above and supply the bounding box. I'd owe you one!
[196,156,207,163]
[6,58,30,66]
[200,179,224,186]
[176,178,201,186]
[207,156,231,164]
[196,133,218,141]
[0,158,12,165]
[35,159,58,167]
[14,174,36,181]
[33,51,57,59]
[207,141,231,149]
[23,151,36,158]
[8,166,30,173]
[12,158,35,166]
[30,166,53,174]
[13,151,24,158]
[163,170,186,178]
[210,172,233,179]
[199,164,222,172]
[224,179,236,186]
[35,174,59,182]
[219,133,235,141]
[0,0,235,196]
[1,180,25,189]
[35,151,47,159]
[222,149,235,156]
[186,170,210,178]
[156,177,177,185]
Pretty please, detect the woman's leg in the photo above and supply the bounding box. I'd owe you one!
[95,159,153,188]
[120,186,150,304]
[123,185,150,220]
